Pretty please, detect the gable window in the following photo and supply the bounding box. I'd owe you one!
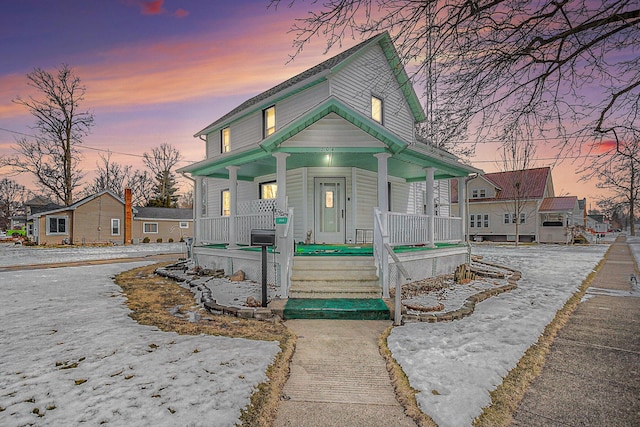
[260,181,278,199]
[263,106,276,137]
[221,189,231,216]
[111,219,120,235]
[143,222,158,233]
[471,189,486,199]
[47,215,67,235]
[179,221,189,229]
[221,127,230,153]
[371,95,383,124]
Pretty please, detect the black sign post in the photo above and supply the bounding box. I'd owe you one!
[250,229,276,308]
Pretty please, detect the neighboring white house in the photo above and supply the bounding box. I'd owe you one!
[178,32,482,299]
[452,167,584,243]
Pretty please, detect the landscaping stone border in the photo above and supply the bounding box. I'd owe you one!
[401,257,522,323]
[155,264,278,321]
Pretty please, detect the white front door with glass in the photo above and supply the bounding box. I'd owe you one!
[314,177,346,244]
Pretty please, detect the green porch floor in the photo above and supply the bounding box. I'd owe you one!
[201,242,464,256]
[283,298,390,320]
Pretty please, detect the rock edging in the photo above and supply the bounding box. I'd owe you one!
[402,257,522,323]
[155,264,277,321]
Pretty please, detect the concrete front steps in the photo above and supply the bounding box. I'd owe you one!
[289,256,382,299]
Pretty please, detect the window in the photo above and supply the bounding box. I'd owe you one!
[260,181,278,199]
[201,179,208,216]
[470,214,489,228]
[221,127,230,153]
[263,106,276,137]
[505,213,526,224]
[371,95,383,123]
[143,222,158,233]
[221,189,230,216]
[472,189,486,199]
[47,216,67,234]
[111,219,120,235]
[179,221,189,229]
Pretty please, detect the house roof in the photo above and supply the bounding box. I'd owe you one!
[194,32,425,137]
[134,207,193,220]
[28,190,124,218]
[451,167,551,203]
[539,196,578,212]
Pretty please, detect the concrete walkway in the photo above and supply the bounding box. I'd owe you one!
[512,237,640,426]
[274,320,416,427]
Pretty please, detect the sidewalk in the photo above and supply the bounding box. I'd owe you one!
[273,320,417,427]
[512,236,640,426]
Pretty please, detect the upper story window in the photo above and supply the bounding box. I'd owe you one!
[221,127,230,153]
[263,106,276,137]
[371,95,383,124]
[471,189,486,199]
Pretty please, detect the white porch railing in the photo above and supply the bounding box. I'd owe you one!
[198,217,229,243]
[374,209,464,299]
[236,213,275,245]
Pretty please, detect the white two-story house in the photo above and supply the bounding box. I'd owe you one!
[178,32,482,301]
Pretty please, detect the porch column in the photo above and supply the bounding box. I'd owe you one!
[227,166,239,247]
[425,167,436,247]
[457,176,467,242]
[374,153,391,212]
[194,176,203,246]
[273,153,290,211]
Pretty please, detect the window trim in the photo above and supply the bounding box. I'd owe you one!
[221,127,230,153]
[371,95,383,124]
[46,215,68,235]
[143,222,159,234]
[263,105,276,138]
[179,221,189,229]
[111,218,121,236]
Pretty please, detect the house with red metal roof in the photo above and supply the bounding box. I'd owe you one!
[452,167,583,243]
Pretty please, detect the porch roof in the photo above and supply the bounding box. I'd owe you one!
[179,98,482,182]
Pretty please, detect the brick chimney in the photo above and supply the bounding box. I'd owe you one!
[124,188,132,245]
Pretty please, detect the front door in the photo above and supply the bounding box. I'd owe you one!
[314,177,346,244]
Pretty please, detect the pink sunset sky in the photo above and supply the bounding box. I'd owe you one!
[0,0,609,206]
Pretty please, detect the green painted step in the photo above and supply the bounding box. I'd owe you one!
[283,298,390,320]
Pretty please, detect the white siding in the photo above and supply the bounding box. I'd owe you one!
[390,178,409,213]
[330,44,415,142]
[284,169,305,241]
[355,168,377,230]
[277,81,330,127]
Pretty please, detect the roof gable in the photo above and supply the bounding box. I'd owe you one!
[194,32,425,137]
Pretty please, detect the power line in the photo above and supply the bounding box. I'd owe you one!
[0,126,197,164]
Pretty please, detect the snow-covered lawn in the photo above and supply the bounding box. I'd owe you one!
[0,252,279,426]
[0,241,619,426]
[388,243,609,427]
[0,242,188,267]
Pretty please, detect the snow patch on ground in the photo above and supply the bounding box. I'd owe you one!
[388,243,608,427]
[0,261,279,427]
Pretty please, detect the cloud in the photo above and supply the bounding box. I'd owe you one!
[140,0,164,15]
[174,8,189,18]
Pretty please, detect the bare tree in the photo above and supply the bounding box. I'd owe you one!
[142,143,182,207]
[3,64,94,205]
[270,0,639,154]
[582,131,640,236]
[499,121,538,246]
[83,152,155,207]
[0,178,27,231]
